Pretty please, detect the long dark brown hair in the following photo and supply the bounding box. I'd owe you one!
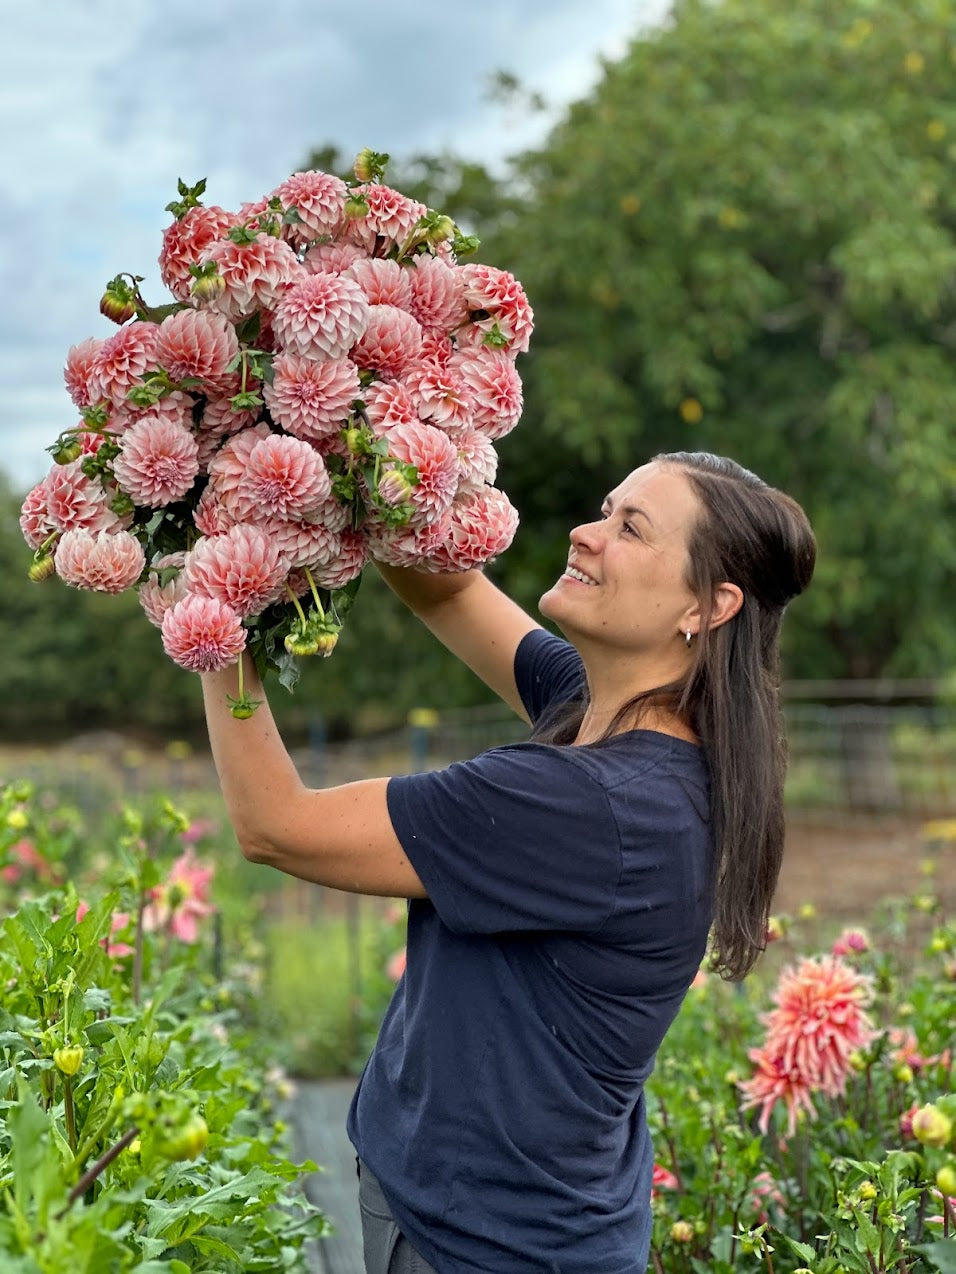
[534,452,816,981]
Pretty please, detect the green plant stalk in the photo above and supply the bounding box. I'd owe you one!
[285,584,308,626]
[132,882,147,1007]
[63,1073,77,1155]
[59,1125,139,1215]
[303,567,325,621]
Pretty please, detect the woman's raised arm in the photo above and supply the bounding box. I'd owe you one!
[375,564,542,722]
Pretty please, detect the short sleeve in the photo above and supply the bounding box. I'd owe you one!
[386,744,621,935]
[514,629,585,725]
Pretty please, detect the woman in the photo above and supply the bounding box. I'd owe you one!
[200,450,815,1273]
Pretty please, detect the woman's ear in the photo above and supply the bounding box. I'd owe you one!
[710,582,744,631]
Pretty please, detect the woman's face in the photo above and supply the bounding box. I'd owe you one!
[539,462,702,656]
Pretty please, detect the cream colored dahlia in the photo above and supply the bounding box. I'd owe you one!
[55,528,145,593]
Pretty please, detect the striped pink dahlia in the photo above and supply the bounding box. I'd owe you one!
[382,422,458,525]
[309,528,368,590]
[64,338,105,408]
[234,433,332,522]
[344,258,412,309]
[367,514,450,569]
[455,429,498,490]
[460,263,534,355]
[155,309,239,388]
[198,234,306,322]
[738,1047,817,1138]
[272,273,371,360]
[44,460,126,535]
[89,323,161,407]
[364,381,419,432]
[408,256,468,333]
[206,423,271,512]
[352,304,423,380]
[303,241,366,276]
[161,593,246,672]
[139,552,188,628]
[55,528,145,593]
[403,358,473,433]
[159,205,235,301]
[259,518,341,571]
[263,352,360,442]
[346,183,426,253]
[272,170,348,244]
[112,417,200,507]
[185,524,287,617]
[424,486,519,573]
[453,349,523,439]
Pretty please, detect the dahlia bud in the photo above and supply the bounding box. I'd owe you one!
[912,1103,953,1147]
[52,437,83,464]
[377,469,413,507]
[28,555,56,582]
[353,148,389,183]
[344,193,369,220]
[425,214,456,245]
[765,916,786,943]
[189,264,226,304]
[343,427,366,455]
[315,629,339,657]
[670,1220,694,1244]
[285,630,320,657]
[99,275,137,325]
[937,1163,956,1198]
[893,1062,914,1084]
[53,1044,84,1076]
[858,1180,877,1201]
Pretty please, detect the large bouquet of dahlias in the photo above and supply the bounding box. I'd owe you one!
[19,151,531,716]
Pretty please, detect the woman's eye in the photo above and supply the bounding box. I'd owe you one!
[622,521,639,537]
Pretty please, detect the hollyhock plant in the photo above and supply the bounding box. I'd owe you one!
[20,155,533,715]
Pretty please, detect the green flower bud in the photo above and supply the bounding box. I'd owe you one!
[157,1113,208,1161]
[912,1103,952,1147]
[28,555,56,582]
[53,1045,84,1076]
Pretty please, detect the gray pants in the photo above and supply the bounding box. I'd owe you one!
[358,1160,439,1274]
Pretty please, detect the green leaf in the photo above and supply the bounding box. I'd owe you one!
[275,651,301,694]
[778,1234,818,1263]
[911,1241,956,1274]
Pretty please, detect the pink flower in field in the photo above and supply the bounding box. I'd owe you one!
[309,528,368,590]
[454,349,524,439]
[260,518,341,571]
[44,460,127,535]
[88,322,161,407]
[185,524,287,617]
[831,927,869,957]
[738,1044,818,1137]
[424,486,519,573]
[386,947,407,981]
[75,899,134,958]
[460,263,534,355]
[264,352,360,442]
[112,417,200,506]
[748,1171,786,1224]
[234,433,332,522]
[343,257,412,309]
[367,514,450,569]
[139,551,188,628]
[159,204,236,301]
[364,380,420,432]
[161,593,246,672]
[272,272,371,360]
[346,183,426,252]
[64,337,105,407]
[181,818,217,846]
[408,255,468,332]
[303,240,366,276]
[650,1164,679,1199]
[198,233,306,322]
[900,1101,920,1139]
[887,1027,950,1073]
[142,847,216,943]
[55,528,145,593]
[351,304,423,380]
[403,357,474,433]
[382,422,459,526]
[271,169,348,244]
[455,429,498,491]
[155,308,239,388]
[2,839,56,885]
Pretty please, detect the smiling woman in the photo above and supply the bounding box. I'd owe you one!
[199,449,815,1274]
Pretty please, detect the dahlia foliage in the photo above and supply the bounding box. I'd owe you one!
[21,151,530,716]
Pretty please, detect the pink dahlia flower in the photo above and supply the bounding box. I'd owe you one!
[142,847,215,943]
[234,433,332,522]
[367,514,450,569]
[271,170,348,244]
[343,257,413,309]
[455,429,498,490]
[272,272,371,360]
[424,486,520,573]
[382,422,459,526]
[19,479,55,549]
[44,460,126,535]
[419,331,454,367]
[408,255,468,332]
[198,233,306,322]
[64,338,105,408]
[650,1164,679,1199]
[260,517,341,571]
[364,380,420,432]
[89,322,161,407]
[55,528,145,593]
[193,484,239,537]
[310,528,368,589]
[460,263,534,355]
[352,304,423,380]
[264,352,360,443]
[303,240,366,276]
[403,357,474,433]
[454,349,523,439]
[139,552,188,628]
[161,593,246,672]
[109,388,193,440]
[206,422,271,511]
[346,183,426,253]
[830,927,869,957]
[159,205,236,301]
[155,308,239,388]
[887,1027,950,1073]
[112,417,200,507]
[185,524,287,617]
[738,1045,817,1138]
[200,389,261,439]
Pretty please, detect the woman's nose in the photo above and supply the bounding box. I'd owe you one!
[570,519,602,551]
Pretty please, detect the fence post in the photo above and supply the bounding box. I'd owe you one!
[408,708,439,773]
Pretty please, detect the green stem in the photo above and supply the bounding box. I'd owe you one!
[59,1126,139,1215]
[285,584,308,625]
[63,1074,77,1155]
[303,567,325,620]
[132,883,147,1008]
[240,349,249,394]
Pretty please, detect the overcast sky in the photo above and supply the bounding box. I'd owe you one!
[0,0,670,494]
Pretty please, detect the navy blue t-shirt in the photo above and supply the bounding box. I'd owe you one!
[348,629,715,1272]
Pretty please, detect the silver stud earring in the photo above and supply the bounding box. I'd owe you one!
[685,630,693,647]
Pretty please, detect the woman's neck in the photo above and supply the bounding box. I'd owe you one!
[572,649,696,746]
